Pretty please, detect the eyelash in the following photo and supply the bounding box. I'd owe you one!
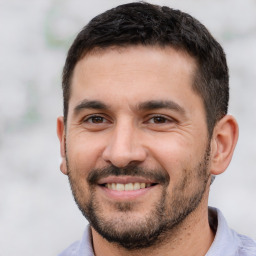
[83,115,109,124]
[146,115,174,124]
[82,114,174,125]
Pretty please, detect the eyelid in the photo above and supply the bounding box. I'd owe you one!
[82,113,112,124]
[145,114,176,124]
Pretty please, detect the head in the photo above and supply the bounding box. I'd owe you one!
[57,2,238,251]
[62,2,229,137]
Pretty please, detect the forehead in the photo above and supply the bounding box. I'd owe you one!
[70,46,202,113]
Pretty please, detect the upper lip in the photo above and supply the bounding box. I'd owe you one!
[97,176,157,185]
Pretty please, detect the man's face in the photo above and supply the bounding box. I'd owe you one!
[59,46,212,249]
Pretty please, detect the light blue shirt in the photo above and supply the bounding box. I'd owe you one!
[58,207,256,256]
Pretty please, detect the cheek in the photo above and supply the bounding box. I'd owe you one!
[148,133,206,177]
[67,135,104,175]
[149,136,190,167]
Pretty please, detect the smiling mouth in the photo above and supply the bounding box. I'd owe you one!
[101,182,157,191]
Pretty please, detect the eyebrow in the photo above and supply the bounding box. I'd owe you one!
[137,100,185,114]
[73,99,108,115]
[73,99,185,116]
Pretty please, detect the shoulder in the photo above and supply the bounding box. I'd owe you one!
[58,240,80,256]
[57,225,94,256]
[207,207,256,256]
[237,233,256,256]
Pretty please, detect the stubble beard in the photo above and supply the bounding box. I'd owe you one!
[66,145,211,250]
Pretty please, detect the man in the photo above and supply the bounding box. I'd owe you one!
[57,2,256,256]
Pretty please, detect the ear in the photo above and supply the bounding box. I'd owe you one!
[210,115,239,175]
[56,116,68,175]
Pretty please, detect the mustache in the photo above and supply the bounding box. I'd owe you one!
[87,163,170,185]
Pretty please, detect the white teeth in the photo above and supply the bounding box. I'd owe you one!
[124,183,133,191]
[134,182,140,190]
[116,183,125,191]
[140,183,146,189]
[105,182,151,190]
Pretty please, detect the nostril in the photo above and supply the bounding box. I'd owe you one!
[102,133,147,168]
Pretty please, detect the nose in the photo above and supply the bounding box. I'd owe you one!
[102,121,147,168]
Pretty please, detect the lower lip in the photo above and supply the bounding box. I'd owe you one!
[98,185,156,201]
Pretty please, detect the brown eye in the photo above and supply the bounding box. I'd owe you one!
[145,115,176,131]
[84,115,107,124]
[152,116,167,123]
[90,116,104,123]
[147,115,169,124]
[82,114,112,131]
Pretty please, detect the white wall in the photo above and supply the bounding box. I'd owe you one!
[0,0,255,255]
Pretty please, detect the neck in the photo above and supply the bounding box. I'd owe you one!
[91,198,215,256]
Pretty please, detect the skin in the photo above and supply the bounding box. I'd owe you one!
[57,46,239,256]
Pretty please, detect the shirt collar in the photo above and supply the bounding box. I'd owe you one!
[78,225,94,256]
[206,207,241,256]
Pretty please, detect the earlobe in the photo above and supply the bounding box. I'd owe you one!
[210,115,239,175]
[57,116,68,175]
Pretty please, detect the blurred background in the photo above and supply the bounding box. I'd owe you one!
[0,0,255,255]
